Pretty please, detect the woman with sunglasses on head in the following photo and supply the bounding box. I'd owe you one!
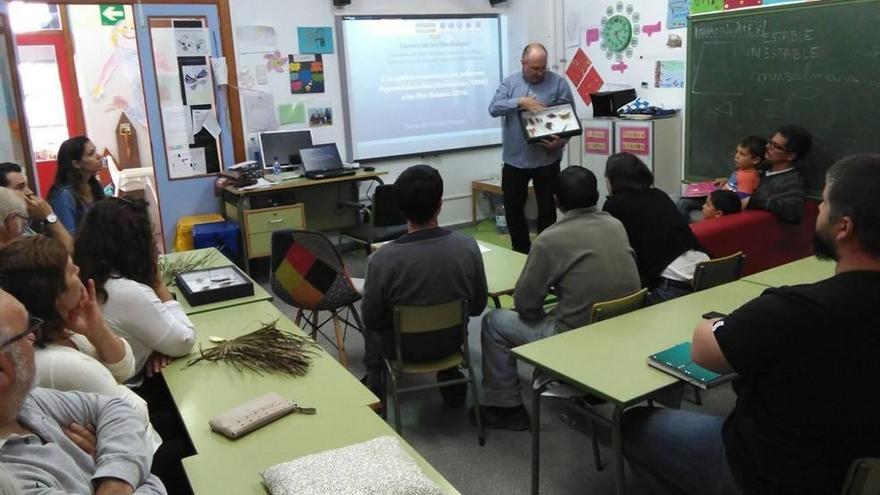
[74,197,195,384]
[48,136,106,235]
[0,236,158,448]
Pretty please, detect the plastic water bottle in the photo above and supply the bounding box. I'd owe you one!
[494,204,508,234]
[272,156,281,176]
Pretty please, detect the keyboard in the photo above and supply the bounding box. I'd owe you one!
[304,169,357,180]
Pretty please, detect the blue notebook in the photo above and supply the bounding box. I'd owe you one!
[647,342,736,390]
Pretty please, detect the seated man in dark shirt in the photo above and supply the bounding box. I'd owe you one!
[746,125,812,224]
[623,154,880,495]
[360,165,488,405]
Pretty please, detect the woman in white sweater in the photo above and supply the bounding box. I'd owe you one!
[0,236,158,447]
[74,197,195,382]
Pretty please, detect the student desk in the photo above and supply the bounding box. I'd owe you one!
[181,407,460,494]
[223,171,386,267]
[512,281,767,495]
[741,256,835,288]
[159,248,272,315]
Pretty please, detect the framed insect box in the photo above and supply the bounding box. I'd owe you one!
[518,103,583,144]
[175,265,254,306]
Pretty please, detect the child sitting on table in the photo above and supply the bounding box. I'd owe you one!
[679,135,764,221]
[702,189,742,220]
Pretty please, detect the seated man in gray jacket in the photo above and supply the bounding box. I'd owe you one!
[478,166,641,430]
[361,165,488,406]
[0,289,166,494]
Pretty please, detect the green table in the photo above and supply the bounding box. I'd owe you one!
[479,241,527,307]
[160,248,272,315]
[512,281,767,495]
[742,256,835,288]
[181,407,460,494]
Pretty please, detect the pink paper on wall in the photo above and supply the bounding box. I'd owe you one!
[724,0,762,9]
[584,127,610,155]
[619,125,651,157]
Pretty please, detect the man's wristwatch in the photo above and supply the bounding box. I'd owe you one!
[44,213,58,225]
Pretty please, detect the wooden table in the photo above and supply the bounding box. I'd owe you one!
[513,281,767,495]
[471,178,533,225]
[159,248,273,315]
[741,256,835,288]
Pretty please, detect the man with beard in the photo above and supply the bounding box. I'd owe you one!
[622,154,880,495]
[0,290,166,494]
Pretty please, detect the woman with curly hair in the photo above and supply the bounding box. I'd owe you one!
[74,197,195,383]
[48,136,106,235]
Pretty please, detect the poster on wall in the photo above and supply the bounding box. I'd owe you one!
[690,0,724,14]
[289,54,324,94]
[668,0,689,29]
[654,60,685,88]
[236,25,277,54]
[179,63,212,106]
[308,103,332,127]
[174,27,210,57]
[297,27,334,54]
[278,102,306,125]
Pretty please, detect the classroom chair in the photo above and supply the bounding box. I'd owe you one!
[841,458,880,495]
[339,184,407,253]
[692,251,746,291]
[270,229,364,368]
[538,287,649,471]
[383,298,485,446]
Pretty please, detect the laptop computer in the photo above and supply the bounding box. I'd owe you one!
[300,144,356,180]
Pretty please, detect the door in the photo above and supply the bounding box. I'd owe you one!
[0,1,34,186]
[134,4,234,251]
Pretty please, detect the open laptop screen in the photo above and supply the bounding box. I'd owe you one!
[300,144,345,173]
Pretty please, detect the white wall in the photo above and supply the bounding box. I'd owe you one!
[227,0,555,225]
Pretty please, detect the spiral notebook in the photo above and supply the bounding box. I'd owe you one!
[647,342,736,390]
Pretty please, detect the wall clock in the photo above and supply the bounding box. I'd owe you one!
[600,2,640,61]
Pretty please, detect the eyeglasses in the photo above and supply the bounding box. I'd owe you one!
[766,138,787,152]
[0,316,43,349]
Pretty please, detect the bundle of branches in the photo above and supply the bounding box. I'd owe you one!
[159,250,222,286]
[185,320,317,377]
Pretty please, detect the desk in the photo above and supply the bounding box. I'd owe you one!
[181,407,460,494]
[471,178,533,226]
[741,256,835,288]
[159,248,272,315]
[224,171,386,266]
[513,281,767,495]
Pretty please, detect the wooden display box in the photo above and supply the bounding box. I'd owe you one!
[519,103,582,143]
[175,265,254,306]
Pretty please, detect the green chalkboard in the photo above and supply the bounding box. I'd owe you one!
[685,0,880,196]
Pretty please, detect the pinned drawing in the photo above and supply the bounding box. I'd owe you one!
[289,54,324,94]
[174,28,210,57]
[297,27,334,54]
[264,51,286,73]
[654,60,685,88]
[93,18,147,128]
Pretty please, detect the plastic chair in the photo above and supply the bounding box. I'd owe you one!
[539,287,649,472]
[340,184,407,253]
[841,458,880,495]
[383,299,485,445]
[270,229,364,368]
[692,251,746,291]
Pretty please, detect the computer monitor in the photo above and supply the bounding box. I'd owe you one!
[300,144,345,173]
[258,129,314,170]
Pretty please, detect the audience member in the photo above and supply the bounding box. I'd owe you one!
[603,153,708,304]
[0,289,166,493]
[0,162,73,252]
[623,154,880,495]
[75,197,195,383]
[48,136,106,235]
[0,188,26,246]
[478,166,640,430]
[702,189,742,220]
[361,165,488,405]
[746,124,812,224]
[0,236,158,448]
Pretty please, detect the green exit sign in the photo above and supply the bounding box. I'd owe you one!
[99,4,125,26]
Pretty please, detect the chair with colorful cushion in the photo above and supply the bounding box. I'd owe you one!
[270,229,364,368]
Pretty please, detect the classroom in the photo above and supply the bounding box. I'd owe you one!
[0,0,879,493]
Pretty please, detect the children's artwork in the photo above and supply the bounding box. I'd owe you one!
[278,102,306,125]
[236,25,277,54]
[174,28,210,56]
[264,51,286,73]
[308,105,332,127]
[668,0,689,30]
[289,54,324,94]
[244,92,279,133]
[93,18,147,128]
[180,64,213,106]
[297,27,334,54]
[654,60,685,88]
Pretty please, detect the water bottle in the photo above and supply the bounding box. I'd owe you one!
[494,203,508,234]
[272,156,281,176]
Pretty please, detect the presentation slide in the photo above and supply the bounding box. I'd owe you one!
[339,16,505,160]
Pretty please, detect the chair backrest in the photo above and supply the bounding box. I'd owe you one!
[691,251,745,292]
[392,299,469,364]
[269,229,360,310]
[588,288,648,324]
[372,184,407,228]
[841,458,880,495]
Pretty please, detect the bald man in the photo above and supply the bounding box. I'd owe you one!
[489,43,574,254]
